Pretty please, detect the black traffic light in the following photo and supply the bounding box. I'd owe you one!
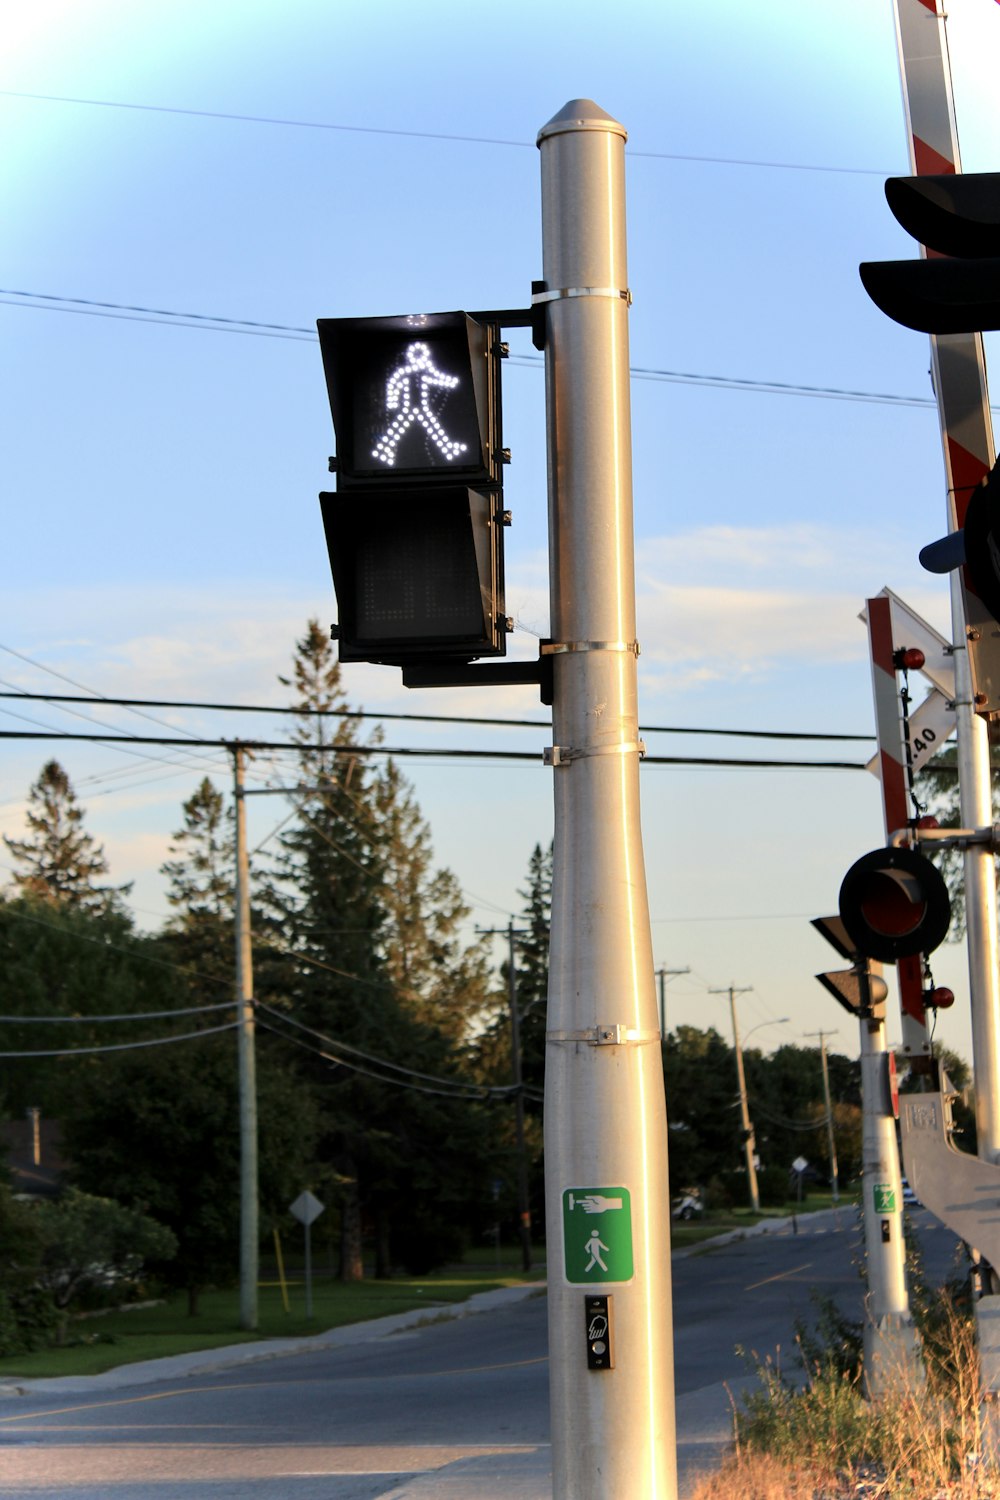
[837,846,951,964]
[859,173,1000,334]
[861,174,1000,716]
[317,311,507,666]
[918,457,1000,716]
[811,914,889,1019]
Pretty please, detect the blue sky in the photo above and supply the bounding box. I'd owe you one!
[2,0,998,1067]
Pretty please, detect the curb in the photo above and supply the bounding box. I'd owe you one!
[0,1283,548,1397]
[673,1204,855,1256]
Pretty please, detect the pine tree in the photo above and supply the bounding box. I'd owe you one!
[159,777,235,989]
[259,621,496,1279]
[511,841,552,1102]
[3,761,130,917]
[373,759,495,1038]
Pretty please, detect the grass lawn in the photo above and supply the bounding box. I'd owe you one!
[669,1191,857,1249]
[0,1202,852,1380]
[0,1257,547,1380]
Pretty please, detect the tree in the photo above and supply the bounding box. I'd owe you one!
[0,893,176,1116]
[62,1033,318,1315]
[373,760,495,1039]
[31,1189,176,1338]
[3,761,130,916]
[159,776,235,989]
[471,843,551,1243]
[257,621,497,1279]
[0,1179,56,1355]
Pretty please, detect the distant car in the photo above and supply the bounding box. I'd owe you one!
[671,1189,703,1220]
[901,1177,920,1207]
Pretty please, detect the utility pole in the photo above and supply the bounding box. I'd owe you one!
[538,99,676,1499]
[805,1029,839,1203]
[478,922,533,1272]
[233,745,258,1332]
[712,986,758,1213]
[654,966,690,1036]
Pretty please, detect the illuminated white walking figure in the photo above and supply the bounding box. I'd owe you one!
[371,342,468,467]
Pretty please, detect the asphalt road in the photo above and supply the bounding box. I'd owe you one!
[0,1209,965,1499]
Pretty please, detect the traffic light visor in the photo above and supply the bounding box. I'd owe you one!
[318,313,492,484]
[859,256,1000,335]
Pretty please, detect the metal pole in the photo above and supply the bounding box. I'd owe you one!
[507,920,533,1272]
[806,1030,839,1203]
[305,1219,313,1320]
[859,1008,918,1394]
[892,0,1000,1163]
[714,986,759,1214]
[234,746,259,1332]
[538,99,676,1500]
[952,590,1000,1163]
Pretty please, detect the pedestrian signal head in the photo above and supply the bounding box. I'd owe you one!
[317,312,497,486]
[316,310,507,667]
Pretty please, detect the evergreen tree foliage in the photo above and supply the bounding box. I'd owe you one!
[3,761,130,916]
[63,1033,318,1315]
[470,843,551,1243]
[257,620,496,1279]
[159,776,235,987]
[0,894,175,1115]
[663,1027,863,1203]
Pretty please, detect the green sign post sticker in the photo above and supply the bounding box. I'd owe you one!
[562,1187,634,1284]
[873,1183,897,1214]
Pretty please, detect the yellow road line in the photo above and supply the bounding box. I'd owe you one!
[0,1356,549,1426]
[744,1261,812,1291]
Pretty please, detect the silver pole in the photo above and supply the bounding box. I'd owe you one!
[234,746,259,1331]
[950,577,1000,1164]
[891,0,1000,1165]
[859,1009,917,1394]
[538,99,676,1500]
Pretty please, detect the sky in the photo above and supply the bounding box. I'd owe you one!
[2,0,999,1073]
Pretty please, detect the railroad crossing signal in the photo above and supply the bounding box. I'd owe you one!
[838,847,951,964]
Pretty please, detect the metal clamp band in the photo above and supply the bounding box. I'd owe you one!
[541,639,640,656]
[548,1025,661,1046]
[545,741,646,767]
[530,286,632,306]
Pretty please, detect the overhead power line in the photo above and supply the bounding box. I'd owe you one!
[0,729,867,770]
[0,690,875,743]
[0,1019,239,1060]
[0,90,891,175]
[0,1000,235,1024]
[0,290,964,411]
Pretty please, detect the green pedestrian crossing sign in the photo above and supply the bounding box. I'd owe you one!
[562,1187,634,1283]
[873,1183,897,1213]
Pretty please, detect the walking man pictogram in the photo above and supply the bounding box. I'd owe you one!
[372,342,468,467]
[584,1230,610,1274]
